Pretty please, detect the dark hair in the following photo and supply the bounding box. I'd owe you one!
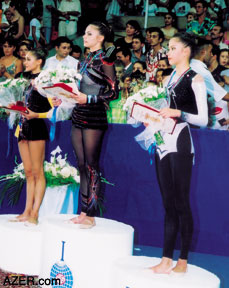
[159,57,170,67]
[9,1,21,10]
[2,37,16,47]
[71,45,82,54]
[116,46,132,58]
[164,11,177,28]
[114,59,125,68]
[218,49,229,63]
[163,68,174,77]
[130,70,146,81]
[148,27,165,43]
[84,47,90,53]
[133,60,147,70]
[18,40,33,51]
[132,34,145,44]
[29,47,48,68]
[172,32,197,59]
[55,37,73,48]
[195,0,208,9]
[126,20,141,34]
[194,37,212,55]
[90,21,111,46]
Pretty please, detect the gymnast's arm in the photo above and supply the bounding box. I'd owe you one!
[180,74,208,127]
[159,74,208,128]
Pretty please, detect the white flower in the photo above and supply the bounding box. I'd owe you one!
[74,174,80,183]
[60,167,71,178]
[51,167,57,177]
[51,146,62,156]
[58,159,66,168]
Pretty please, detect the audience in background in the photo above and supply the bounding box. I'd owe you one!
[146,27,167,81]
[0,37,23,81]
[161,12,178,48]
[0,0,228,131]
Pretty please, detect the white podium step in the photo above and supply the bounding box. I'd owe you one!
[39,214,134,288]
[112,256,220,288]
[0,214,134,288]
[0,214,43,275]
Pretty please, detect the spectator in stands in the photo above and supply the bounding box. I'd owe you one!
[57,0,81,39]
[158,56,171,69]
[190,39,229,130]
[17,41,33,67]
[0,37,23,81]
[114,59,124,85]
[7,1,25,41]
[28,8,46,48]
[42,0,55,44]
[82,47,90,61]
[116,46,133,77]
[156,0,170,15]
[208,45,227,85]
[133,60,146,75]
[206,0,227,19]
[115,20,141,50]
[142,0,158,16]
[43,36,79,70]
[172,0,191,17]
[144,27,152,54]
[186,12,195,24]
[1,0,11,28]
[105,0,124,23]
[210,24,228,50]
[70,45,82,60]
[186,0,215,38]
[107,60,127,124]
[219,49,229,68]
[0,8,12,37]
[131,34,146,63]
[146,27,167,81]
[154,68,164,85]
[221,68,229,93]
[161,12,178,48]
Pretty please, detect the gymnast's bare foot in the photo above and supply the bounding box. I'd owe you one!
[9,212,31,222]
[171,259,187,274]
[79,216,95,229]
[149,257,173,274]
[68,212,87,224]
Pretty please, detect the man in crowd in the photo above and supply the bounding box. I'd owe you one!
[210,24,228,49]
[146,27,167,81]
[44,36,79,70]
[187,0,215,38]
[116,46,133,77]
[131,34,146,64]
[190,39,229,130]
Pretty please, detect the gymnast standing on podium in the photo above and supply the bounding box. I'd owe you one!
[68,21,117,229]
[10,48,51,225]
[149,33,208,274]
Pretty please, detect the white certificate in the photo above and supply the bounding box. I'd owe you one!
[131,102,177,134]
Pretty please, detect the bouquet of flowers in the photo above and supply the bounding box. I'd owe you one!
[0,77,30,127]
[123,84,176,149]
[35,68,82,121]
[0,146,80,207]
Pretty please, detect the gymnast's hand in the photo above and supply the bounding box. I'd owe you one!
[70,92,87,104]
[20,109,38,120]
[159,107,181,118]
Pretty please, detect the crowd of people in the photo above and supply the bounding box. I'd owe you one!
[0,0,228,276]
[0,0,228,129]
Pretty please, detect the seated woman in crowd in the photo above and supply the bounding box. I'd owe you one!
[115,20,142,49]
[0,37,23,82]
[161,12,178,48]
[6,0,25,41]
